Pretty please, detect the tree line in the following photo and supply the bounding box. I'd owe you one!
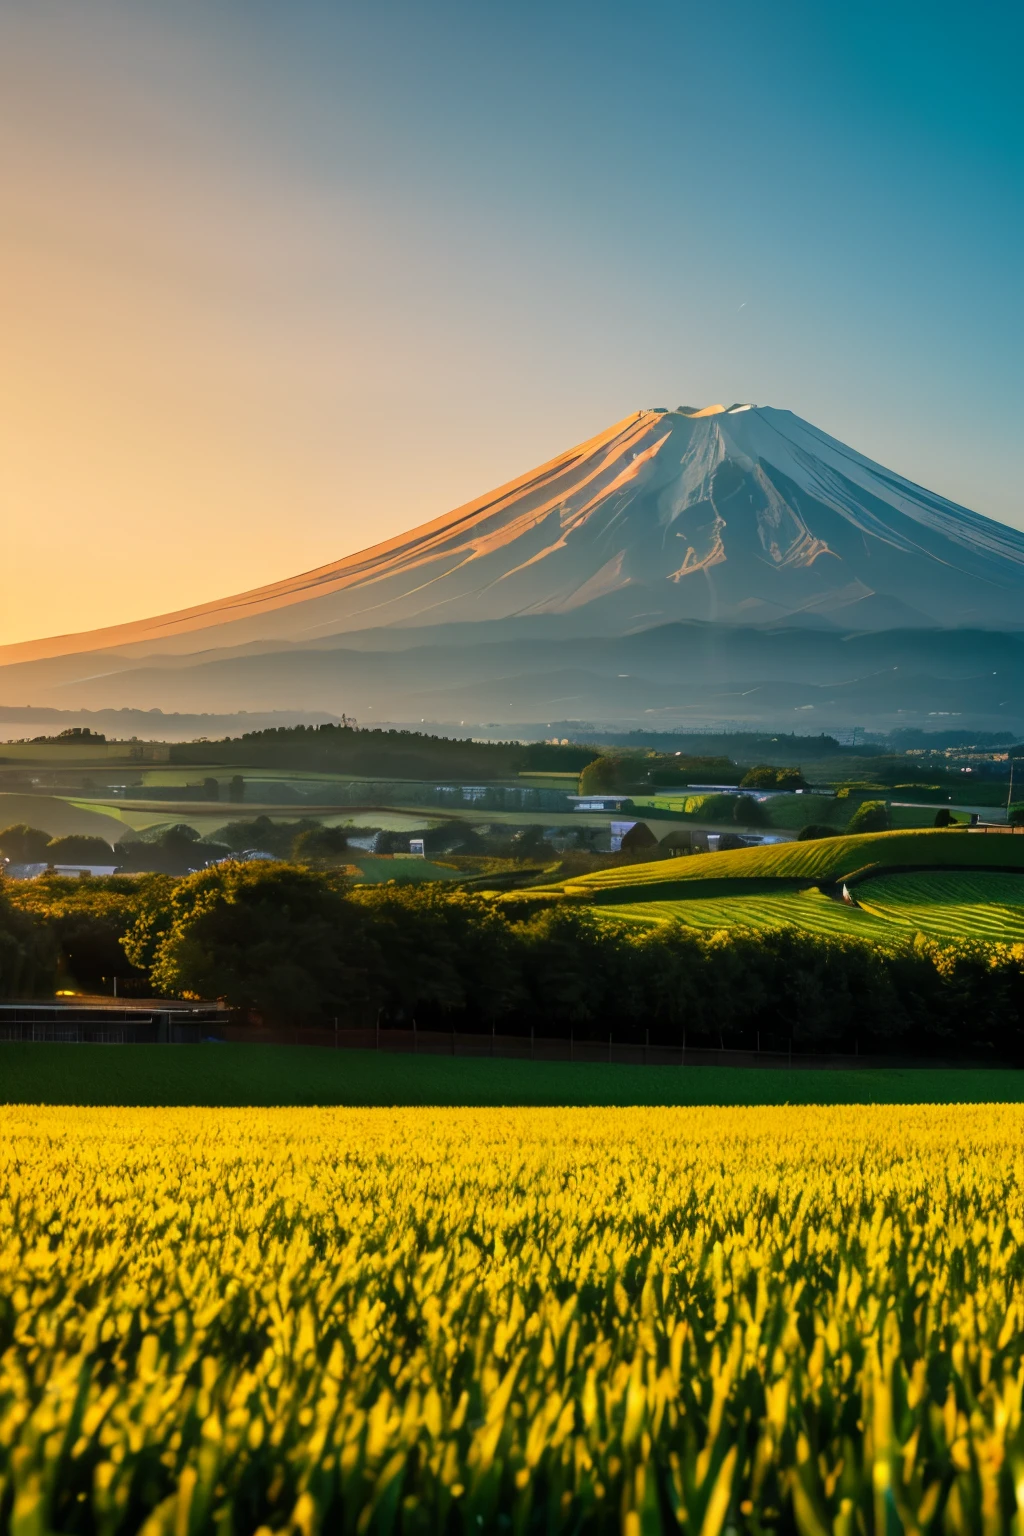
[167,724,598,778]
[4,860,1024,1059]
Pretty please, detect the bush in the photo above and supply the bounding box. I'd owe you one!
[0,888,56,996]
[577,756,631,794]
[846,799,891,835]
[732,794,770,827]
[740,765,808,791]
[796,824,837,841]
[0,824,52,864]
[117,826,221,876]
[45,834,116,864]
[211,816,324,857]
[694,794,742,823]
[292,826,350,865]
[934,808,956,827]
[620,822,657,851]
[1008,804,1024,827]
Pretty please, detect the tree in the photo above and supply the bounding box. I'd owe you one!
[355,884,519,1026]
[516,906,625,1032]
[145,862,370,1024]
[0,824,52,863]
[739,765,779,790]
[695,793,740,824]
[116,826,220,876]
[13,874,170,992]
[732,794,769,827]
[740,765,808,791]
[227,775,245,803]
[775,767,809,791]
[578,756,625,794]
[202,777,220,801]
[212,816,323,857]
[292,825,350,865]
[934,808,956,827]
[0,890,56,997]
[45,834,116,864]
[846,800,891,835]
[796,823,837,841]
[620,822,657,852]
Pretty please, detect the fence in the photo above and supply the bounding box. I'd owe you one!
[207,1020,963,1071]
[0,1005,999,1069]
[0,1002,225,1045]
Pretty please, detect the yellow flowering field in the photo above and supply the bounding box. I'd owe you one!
[3,1106,1024,1535]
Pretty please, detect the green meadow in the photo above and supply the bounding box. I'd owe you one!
[2,1044,1023,1107]
[520,828,1024,945]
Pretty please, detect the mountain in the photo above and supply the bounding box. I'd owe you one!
[3,404,1024,727]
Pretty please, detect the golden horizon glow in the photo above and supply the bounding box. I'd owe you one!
[2,3,1021,652]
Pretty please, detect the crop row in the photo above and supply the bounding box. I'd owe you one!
[581,866,1024,946]
[595,890,892,939]
[856,872,1024,942]
[563,829,1024,895]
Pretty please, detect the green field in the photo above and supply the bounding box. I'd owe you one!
[0,793,127,840]
[0,792,432,840]
[596,876,1024,944]
[597,886,898,939]
[856,870,1024,942]
[1,1043,1023,1106]
[558,827,1024,898]
[349,856,461,883]
[528,829,1024,945]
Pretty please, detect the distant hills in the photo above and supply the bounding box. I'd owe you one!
[3,404,1024,729]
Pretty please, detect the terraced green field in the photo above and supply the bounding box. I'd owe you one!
[597,887,894,939]
[541,830,1024,946]
[856,871,1024,942]
[349,856,460,883]
[559,828,1024,901]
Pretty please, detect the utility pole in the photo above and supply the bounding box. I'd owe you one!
[1008,759,1016,825]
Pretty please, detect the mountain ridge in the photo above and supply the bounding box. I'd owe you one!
[3,403,1024,726]
[6,403,1024,671]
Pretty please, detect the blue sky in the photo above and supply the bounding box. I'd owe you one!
[1,0,1021,641]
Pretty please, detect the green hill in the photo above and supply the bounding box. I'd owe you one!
[854,871,1024,943]
[0,793,127,842]
[556,828,1024,903]
[349,856,460,884]
[504,829,1024,946]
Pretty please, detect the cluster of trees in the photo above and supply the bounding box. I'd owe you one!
[579,754,741,794]
[796,801,893,840]
[0,881,56,996]
[0,824,119,865]
[739,764,809,790]
[168,724,598,779]
[0,817,356,879]
[578,755,813,798]
[5,860,1024,1057]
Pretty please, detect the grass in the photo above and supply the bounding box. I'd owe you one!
[349,856,461,883]
[588,865,1024,945]
[556,827,1024,900]
[856,870,1024,942]
[0,793,130,840]
[520,832,1024,945]
[2,1043,1024,1107]
[596,887,898,940]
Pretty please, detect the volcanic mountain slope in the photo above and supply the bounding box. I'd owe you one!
[2,403,1024,719]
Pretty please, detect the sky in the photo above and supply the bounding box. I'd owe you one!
[1,0,1022,647]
